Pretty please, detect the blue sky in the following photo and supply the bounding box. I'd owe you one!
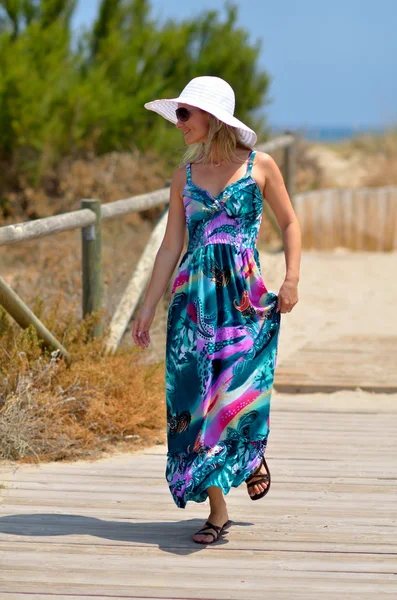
[72,0,397,129]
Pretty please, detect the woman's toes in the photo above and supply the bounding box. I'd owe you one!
[249,479,268,495]
[193,534,210,543]
[192,531,214,543]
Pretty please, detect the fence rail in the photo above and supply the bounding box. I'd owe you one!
[0,189,171,247]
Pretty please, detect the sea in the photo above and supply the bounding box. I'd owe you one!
[269,125,386,142]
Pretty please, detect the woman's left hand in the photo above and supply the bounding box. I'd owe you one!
[277,278,299,314]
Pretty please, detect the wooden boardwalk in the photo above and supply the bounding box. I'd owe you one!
[1,392,396,599]
[274,335,397,393]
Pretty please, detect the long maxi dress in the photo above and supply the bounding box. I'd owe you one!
[165,149,281,509]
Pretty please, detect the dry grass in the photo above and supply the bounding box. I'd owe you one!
[322,128,397,187]
[0,300,166,464]
[293,136,326,192]
[0,151,173,465]
[333,128,397,156]
[343,129,397,187]
[286,129,397,191]
[0,149,170,223]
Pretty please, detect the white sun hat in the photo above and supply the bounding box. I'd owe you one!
[144,75,257,146]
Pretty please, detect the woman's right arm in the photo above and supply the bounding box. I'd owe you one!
[131,166,187,348]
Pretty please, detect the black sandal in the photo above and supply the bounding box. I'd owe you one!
[245,456,271,501]
[192,519,231,544]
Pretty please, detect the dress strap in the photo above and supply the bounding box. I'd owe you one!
[246,149,256,176]
[186,162,192,184]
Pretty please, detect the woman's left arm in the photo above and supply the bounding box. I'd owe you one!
[258,151,302,314]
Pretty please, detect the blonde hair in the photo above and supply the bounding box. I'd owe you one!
[180,113,253,166]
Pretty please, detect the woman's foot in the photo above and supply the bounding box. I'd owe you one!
[193,486,229,544]
[246,459,270,498]
[192,502,230,544]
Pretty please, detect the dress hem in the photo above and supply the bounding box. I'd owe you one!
[166,435,269,509]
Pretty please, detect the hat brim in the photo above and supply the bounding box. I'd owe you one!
[144,95,257,146]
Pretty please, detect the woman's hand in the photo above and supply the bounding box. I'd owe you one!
[131,304,156,349]
[277,278,299,314]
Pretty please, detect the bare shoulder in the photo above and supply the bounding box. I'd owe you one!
[171,165,187,195]
[251,151,280,194]
[254,151,279,175]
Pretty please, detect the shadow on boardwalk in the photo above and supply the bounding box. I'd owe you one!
[0,512,255,555]
[1,391,396,599]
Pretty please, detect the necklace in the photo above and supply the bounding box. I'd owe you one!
[212,158,224,167]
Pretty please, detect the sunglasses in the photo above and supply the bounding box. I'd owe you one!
[175,107,202,122]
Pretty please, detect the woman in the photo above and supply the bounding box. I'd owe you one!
[132,76,301,544]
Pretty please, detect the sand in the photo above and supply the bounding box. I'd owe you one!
[260,248,397,365]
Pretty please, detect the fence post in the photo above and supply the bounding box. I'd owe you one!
[0,276,71,364]
[81,199,103,338]
[283,130,296,206]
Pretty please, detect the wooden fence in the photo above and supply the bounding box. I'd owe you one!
[0,135,295,359]
[294,185,397,251]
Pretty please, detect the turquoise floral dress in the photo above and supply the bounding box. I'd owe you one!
[165,149,281,508]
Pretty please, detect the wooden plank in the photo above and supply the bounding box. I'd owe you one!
[391,187,397,250]
[275,335,397,393]
[343,189,354,249]
[1,546,397,575]
[1,579,395,600]
[0,535,395,555]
